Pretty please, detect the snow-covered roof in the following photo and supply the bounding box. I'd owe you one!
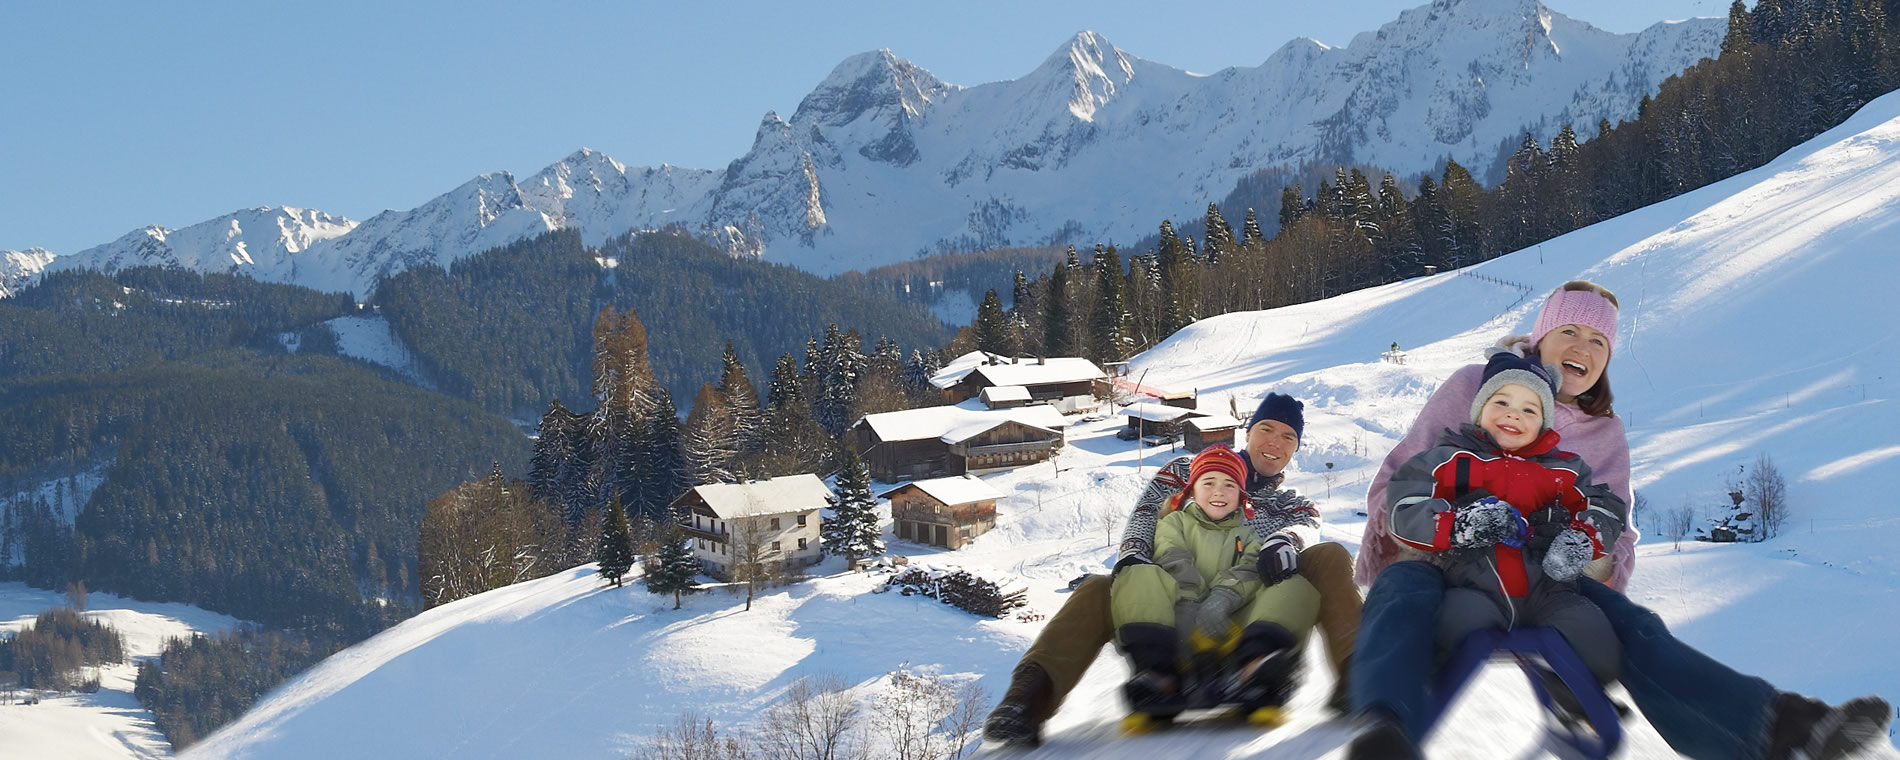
[856,401,1068,443]
[979,385,1032,403]
[928,351,997,389]
[680,474,831,519]
[876,475,1005,506]
[928,353,1107,389]
[1187,413,1244,431]
[968,357,1106,388]
[1123,402,1200,423]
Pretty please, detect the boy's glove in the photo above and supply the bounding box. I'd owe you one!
[1194,587,1243,641]
[1542,529,1595,582]
[1452,496,1521,549]
[1258,535,1300,584]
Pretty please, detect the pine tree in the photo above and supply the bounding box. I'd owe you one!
[597,494,635,588]
[1241,207,1264,246]
[813,324,864,437]
[645,522,698,609]
[716,342,763,456]
[529,398,580,507]
[972,288,1013,355]
[1439,159,1484,268]
[684,382,740,486]
[1278,184,1306,230]
[1088,245,1128,365]
[1043,250,1074,357]
[1202,203,1234,267]
[638,387,691,518]
[821,447,884,570]
[761,353,828,476]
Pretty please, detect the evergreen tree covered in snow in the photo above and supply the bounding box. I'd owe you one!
[822,447,884,569]
[717,342,763,456]
[1042,248,1076,357]
[684,382,741,486]
[638,387,692,517]
[597,494,636,587]
[1088,245,1128,365]
[645,523,698,609]
[972,288,1013,355]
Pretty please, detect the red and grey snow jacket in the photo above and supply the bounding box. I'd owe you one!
[1386,424,1626,597]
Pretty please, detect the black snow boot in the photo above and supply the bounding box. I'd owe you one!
[1117,623,1182,712]
[1765,692,1893,760]
[1227,623,1301,708]
[1346,707,1423,760]
[982,661,1055,747]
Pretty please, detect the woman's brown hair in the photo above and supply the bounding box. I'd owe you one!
[1556,280,1617,417]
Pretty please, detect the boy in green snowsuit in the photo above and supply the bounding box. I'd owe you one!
[1109,444,1321,713]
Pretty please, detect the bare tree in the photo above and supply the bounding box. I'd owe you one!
[1746,452,1789,540]
[756,674,864,760]
[871,671,988,760]
[65,581,87,612]
[633,712,753,760]
[1664,500,1697,551]
[729,514,783,612]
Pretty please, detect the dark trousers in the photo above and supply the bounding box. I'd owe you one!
[1577,578,1777,760]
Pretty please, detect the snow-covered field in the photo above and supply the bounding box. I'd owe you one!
[0,583,244,760]
[167,90,1900,759]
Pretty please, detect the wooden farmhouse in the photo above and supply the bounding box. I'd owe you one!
[673,474,829,581]
[1184,413,1245,452]
[931,352,1107,411]
[848,401,1069,482]
[878,475,1005,550]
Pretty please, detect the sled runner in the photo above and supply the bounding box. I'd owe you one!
[1423,627,1623,760]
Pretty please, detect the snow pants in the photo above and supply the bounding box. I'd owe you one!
[1019,542,1359,712]
[1437,580,1622,684]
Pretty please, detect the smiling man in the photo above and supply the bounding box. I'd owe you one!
[983,392,1364,747]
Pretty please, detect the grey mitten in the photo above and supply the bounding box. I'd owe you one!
[1452,496,1521,549]
[1543,529,1595,582]
[1194,587,1243,640]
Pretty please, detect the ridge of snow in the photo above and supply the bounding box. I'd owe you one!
[0,247,57,297]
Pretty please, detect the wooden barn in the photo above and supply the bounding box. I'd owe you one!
[879,475,1005,550]
[848,402,1069,482]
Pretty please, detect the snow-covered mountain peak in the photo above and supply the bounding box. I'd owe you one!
[43,207,357,286]
[0,247,56,298]
[1025,31,1137,121]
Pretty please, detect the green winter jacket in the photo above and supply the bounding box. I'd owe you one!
[1154,501,1263,604]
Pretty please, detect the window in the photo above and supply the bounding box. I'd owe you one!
[796,514,807,526]
[772,540,782,551]
[771,517,782,531]
[797,538,808,550]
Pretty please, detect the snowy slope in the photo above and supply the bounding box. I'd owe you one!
[1,248,55,298]
[0,583,245,760]
[174,90,1900,760]
[14,0,1722,297]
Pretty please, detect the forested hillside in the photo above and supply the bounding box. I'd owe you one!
[0,352,526,634]
[375,229,952,419]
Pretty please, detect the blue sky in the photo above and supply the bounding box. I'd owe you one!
[1,0,1733,256]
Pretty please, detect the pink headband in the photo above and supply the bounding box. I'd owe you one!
[1529,288,1619,353]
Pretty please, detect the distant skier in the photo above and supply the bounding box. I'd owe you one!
[1108,444,1315,727]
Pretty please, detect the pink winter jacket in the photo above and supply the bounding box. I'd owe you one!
[1355,362,1639,592]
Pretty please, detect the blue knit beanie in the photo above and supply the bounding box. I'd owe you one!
[1247,392,1304,441]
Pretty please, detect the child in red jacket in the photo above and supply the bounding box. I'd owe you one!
[1385,350,1628,684]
